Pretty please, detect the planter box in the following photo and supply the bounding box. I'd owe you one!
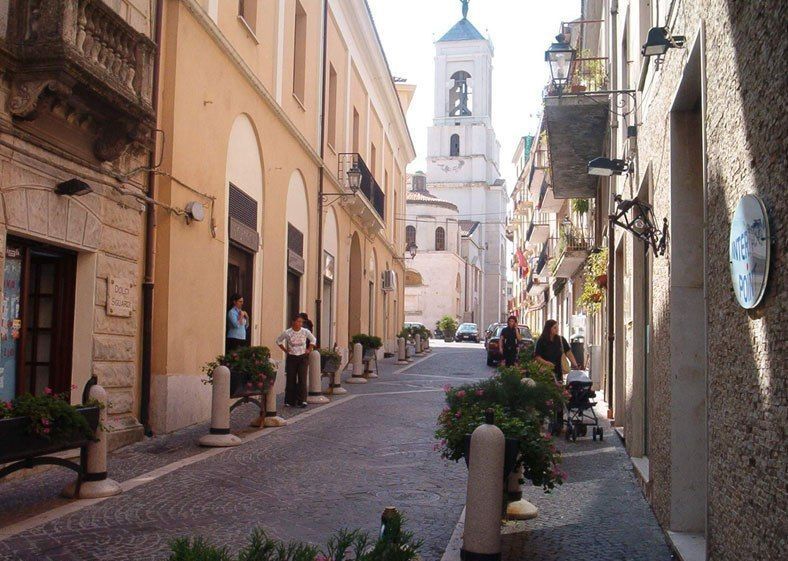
[229,370,268,398]
[0,406,99,465]
[320,355,341,374]
[463,434,520,478]
[362,348,377,362]
[443,331,455,342]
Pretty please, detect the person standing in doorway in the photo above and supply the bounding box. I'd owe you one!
[535,319,580,432]
[276,314,316,408]
[498,315,522,367]
[226,294,248,351]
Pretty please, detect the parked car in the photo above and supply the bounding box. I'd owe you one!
[483,322,504,343]
[403,322,427,338]
[454,323,479,342]
[486,324,534,366]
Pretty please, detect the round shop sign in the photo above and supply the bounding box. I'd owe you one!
[729,194,770,309]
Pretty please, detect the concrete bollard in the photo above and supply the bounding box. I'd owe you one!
[505,466,538,520]
[423,336,431,353]
[364,348,379,379]
[62,383,122,499]
[462,411,505,560]
[414,334,423,355]
[396,337,408,365]
[406,342,414,362]
[307,350,330,404]
[345,342,367,384]
[198,366,242,446]
[263,382,287,427]
[329,353,348,395]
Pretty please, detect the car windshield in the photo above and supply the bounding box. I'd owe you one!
[458,324,477,332]
[494,325,532,339]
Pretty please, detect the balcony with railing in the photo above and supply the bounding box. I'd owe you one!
[543,54,610,199]
[338,153,386,235]
[3,0,156,161]
[551,222,593,278]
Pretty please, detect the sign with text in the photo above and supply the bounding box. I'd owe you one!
[729,194,770,309]
[108,277,133,317]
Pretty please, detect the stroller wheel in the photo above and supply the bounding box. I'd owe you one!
[565,422,573,441]
[579,424,588,437]
[592,428,597,441]
[598,427,604,441]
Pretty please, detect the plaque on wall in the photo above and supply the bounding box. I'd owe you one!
[108,277,133,317]
[729,194,770,309]
[288,249,305,275]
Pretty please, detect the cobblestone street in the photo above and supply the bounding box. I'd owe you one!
[0,345,674,561]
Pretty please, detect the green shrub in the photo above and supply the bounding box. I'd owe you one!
[2,388,96,442]
[203,346,277,393]
[351,334,383,350]
[437,315,458,333]
[317,348,341,362]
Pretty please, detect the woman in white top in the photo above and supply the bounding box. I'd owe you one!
[275,315,316,408]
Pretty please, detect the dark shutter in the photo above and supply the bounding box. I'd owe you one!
[287,223,305,274]
[229,184,258,230]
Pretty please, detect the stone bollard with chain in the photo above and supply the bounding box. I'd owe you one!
[462,410,505,560]
[307,350,330,404]
[62,383,122,499]
[263,359,287,427]
[329,350,348,395]
[198,366,242,447]
[396,337,408,365]
[345,342,367,384]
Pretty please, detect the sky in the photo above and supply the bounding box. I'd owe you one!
[367,0,581,190]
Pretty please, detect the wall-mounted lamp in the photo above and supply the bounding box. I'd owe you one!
[610,194,668,256]
[346,164,362,194]
[395,242,418,261]
[641,27,686,57]
[587,157,630,176]
[545,34,576,95]
[55,179,92,196]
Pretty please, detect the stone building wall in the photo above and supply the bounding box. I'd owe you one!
[633,1,785,558]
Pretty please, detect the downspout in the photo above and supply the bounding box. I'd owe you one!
[606,0,619,416]
[140,0,164,435]
[314,0,329,344]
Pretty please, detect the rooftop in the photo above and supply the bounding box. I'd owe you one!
[437,18,485,42]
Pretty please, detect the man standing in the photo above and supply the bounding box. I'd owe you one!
[498,315,521,367]
[276,315,316,408]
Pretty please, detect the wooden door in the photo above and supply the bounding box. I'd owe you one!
[227,244,253,346]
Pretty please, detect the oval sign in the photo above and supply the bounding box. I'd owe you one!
[729,194,770,309]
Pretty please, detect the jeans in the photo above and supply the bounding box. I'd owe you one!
[285,353,309,405]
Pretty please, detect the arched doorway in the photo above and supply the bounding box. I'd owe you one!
[368,249,378,335]
[348,232,362,339]
[285,171,309,327]
[321,208,339,348]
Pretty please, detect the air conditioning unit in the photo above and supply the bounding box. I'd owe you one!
[381,270,396,292]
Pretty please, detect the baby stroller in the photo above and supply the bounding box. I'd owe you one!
[564,370,603,442]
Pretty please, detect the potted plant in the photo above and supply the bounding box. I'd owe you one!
[351,334,383,361]
[438,315,458,342]
[578,247,608,315]
[318,347,342,374]
[0,388,99,465]
[571,198,590,215]
[204,346,277,398]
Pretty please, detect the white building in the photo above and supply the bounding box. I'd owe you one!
[425,9,508,331]
[404,173,481,333]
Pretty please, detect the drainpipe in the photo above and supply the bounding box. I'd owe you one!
[140,0,164,436]
[606,0,619,417]
[314,0,329,344]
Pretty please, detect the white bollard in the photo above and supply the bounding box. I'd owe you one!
[307,350,330,404]
[406,342,414,362]
[263,382,287,427]
[330,354,348,395]
[414,334,423,355]
[505,466,538,520]
[423,336,431,353]
[396,337,408,365]
[198,366,242,446]
[62,383,122,499]
[364,348,379,379]
[462,411,505,560]
[345,342,367,384]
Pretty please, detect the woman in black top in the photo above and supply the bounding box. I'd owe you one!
[534,319,580,382]
[498,316,521,366]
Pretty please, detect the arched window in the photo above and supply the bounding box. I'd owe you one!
[449,71,472,117]
[450,134,460,156]
[435,227,446,251]
[406,225,416,246]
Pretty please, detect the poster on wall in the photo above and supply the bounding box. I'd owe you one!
[729,194,770,309]
[1,246,22,401]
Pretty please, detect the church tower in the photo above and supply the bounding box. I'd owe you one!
[425,1,507,329]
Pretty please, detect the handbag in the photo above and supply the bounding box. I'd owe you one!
[561,338,571,375]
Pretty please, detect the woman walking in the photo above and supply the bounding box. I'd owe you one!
[276,314,316,408]
[535,319,580,432]
[226,293,248,351]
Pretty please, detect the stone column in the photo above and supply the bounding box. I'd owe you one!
[345,342,367,384]
[62,383,122,499]
[396,337,408,365]
[307,350,330,404]
[198,366,242,447]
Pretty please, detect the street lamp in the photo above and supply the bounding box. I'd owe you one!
[587,157,630,176]
[609,194,668,256]
[346,164,362,193]
[641,27,686,57]
[395,242,418,261]
[545,34,576,94]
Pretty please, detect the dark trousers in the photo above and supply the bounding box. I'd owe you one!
[226,338,246,352]
[503,350,517,367]
[285,353,309,405]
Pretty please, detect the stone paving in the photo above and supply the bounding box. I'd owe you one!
[0,342,675,561]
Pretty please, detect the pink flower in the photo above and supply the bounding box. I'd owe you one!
[443,384,452,393]
[315,555,332,561]
[71,384,78,390]
[44,387,53,395]
[42,427,50,434]
[41,418,50,426]
[454,411,461,419]
[475,389,484,397]
[245,382,253,388]
[456,390,466,398]
[256,381,264,388]
[442,406,450,413]
[542,433,552,441]
[433,443,440,451]
[545,399,554,408]
[440,439,447,446]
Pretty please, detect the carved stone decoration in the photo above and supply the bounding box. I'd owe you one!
[8,78,72,120]
[94,121,133,162]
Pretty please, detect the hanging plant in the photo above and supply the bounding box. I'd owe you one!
[578,248,609,315]
[572,198,590,214]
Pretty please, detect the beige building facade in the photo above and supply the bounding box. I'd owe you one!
[149,0,414,434]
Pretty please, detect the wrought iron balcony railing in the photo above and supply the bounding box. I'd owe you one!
[338,153,385,221]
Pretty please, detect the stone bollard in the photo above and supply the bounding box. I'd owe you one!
[364,348,379,379]
[198,366,242,446]
[345,342,367,384]
[396,337,408,365]
[505,466,538,520]
[414,334,423,355]
[263,382,287,427]
[62,383,122,499]
[329,353,348,395]
[423,336,431,353]
[307,350,330,404]
[406,342,414,362]
[462,410,505,560]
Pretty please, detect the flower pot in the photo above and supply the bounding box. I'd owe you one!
[362,348,377,362]
[320,355,341,374]
[0,406,99,464]
[443,331,455,342]
[595,274,607,289]
[463,434,520,478]
[229,370,267,398]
